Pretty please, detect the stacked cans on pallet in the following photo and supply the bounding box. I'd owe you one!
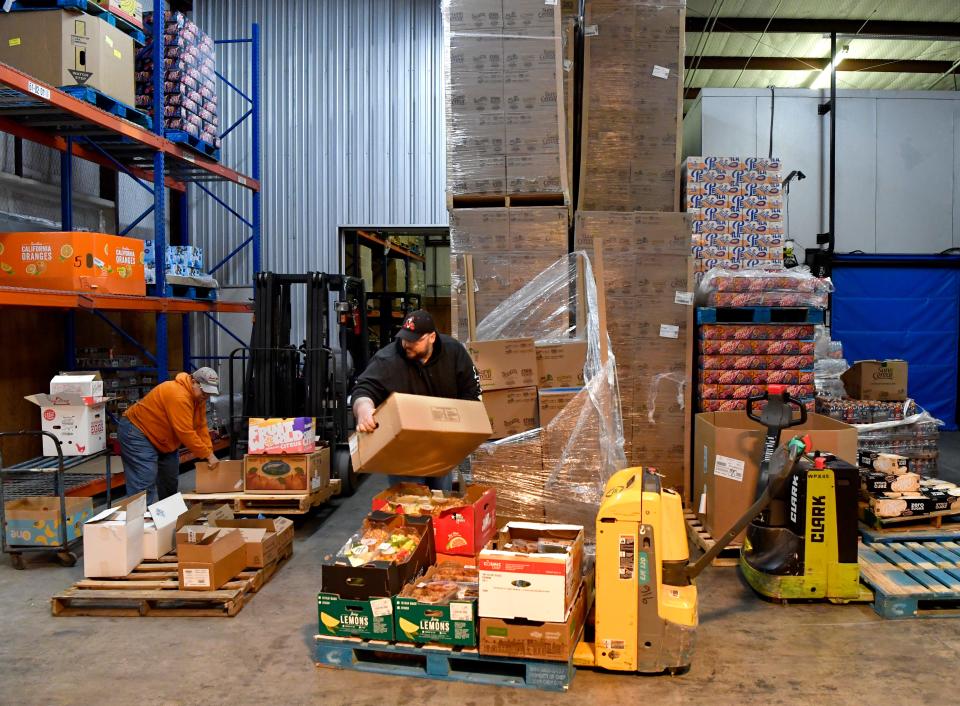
[685,157,784,280]
[698,324,816,412]
[135,11,220,152]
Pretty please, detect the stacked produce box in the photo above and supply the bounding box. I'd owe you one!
[136,11,220,154]
[685,157,784,281]
[858,451,958,523]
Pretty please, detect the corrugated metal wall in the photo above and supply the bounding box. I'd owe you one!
[191,0,447,359]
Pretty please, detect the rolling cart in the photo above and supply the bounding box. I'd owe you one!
[0,431,112,570]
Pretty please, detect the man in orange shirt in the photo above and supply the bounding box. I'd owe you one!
[119,367,221,503]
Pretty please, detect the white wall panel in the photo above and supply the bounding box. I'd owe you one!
[833,97,877,253]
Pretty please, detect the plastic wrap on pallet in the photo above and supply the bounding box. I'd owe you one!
[696,266,832,307]
[579,0,685,212]
[817,396,917,425]
[854,411,943,477]
[442,0,568,198]
[468,253,626,541]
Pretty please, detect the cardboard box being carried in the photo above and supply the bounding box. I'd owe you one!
[0,11,135,104]
[483,387,539,440]
[841,360,908,401]
[467,339,538,392]
[349,393,492,477]
[536,341,587,389]
[209,517,294,568]
[693,412,857,543]
[248,417,316,455]
[176,527,247,590]
[372,483,497,556]
[243,447,329,494]
[478,522,584,623]
[479,580,587,661]
[194,459,244,493]
[4,497,93,548]
[83,492,147,577]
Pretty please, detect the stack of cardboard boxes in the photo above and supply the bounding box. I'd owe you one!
[24,372,111,457]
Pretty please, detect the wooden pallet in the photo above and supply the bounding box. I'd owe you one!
[859,505,960,532]
[683,510,740,567]
[859,539,960,619]
[446,192,569,210]
[315,635,575,692]
[50,546,291,617]
[182,480,338,515]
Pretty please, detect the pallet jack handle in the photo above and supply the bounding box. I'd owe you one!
[686,434,810,581]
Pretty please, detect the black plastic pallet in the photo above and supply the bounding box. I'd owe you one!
[58,85,152,129]
[696,306,825,325]
[10,0,146,44]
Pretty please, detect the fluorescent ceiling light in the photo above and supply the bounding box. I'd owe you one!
[812,43,850,89]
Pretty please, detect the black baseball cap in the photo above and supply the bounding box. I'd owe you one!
[396,310,436,342]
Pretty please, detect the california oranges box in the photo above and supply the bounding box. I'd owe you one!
[0,232,145,295]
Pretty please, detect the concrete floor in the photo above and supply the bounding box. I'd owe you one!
[2,436,960,706]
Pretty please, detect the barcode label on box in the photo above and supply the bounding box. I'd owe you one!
[27,81,51,100]
[714,454,745,482]
[584,25,598,36]
[675,291,694,305]
[652,65,671,79]
[545,0,558,5]
[182,568,210,588]
[450,602,473,622]
[659,324,680,339]
[370,598,393,617]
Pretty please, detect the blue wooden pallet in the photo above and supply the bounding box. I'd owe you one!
[696,306,825,325]
[59,85,152,129]
[859,540,960,619]
[9,0,146,44]
[148,283,217,301]
[314,636,575,692]
[165,130,221,161]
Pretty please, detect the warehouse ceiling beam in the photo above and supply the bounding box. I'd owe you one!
[683,56,960,74]
[686,17,960,38]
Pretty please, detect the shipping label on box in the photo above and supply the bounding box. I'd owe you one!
[318,593,395,641]
[248,417,316,454]
[483,387,539,440]
[468,338,538,391]
[4,497,93,548]
[244,447,329,494]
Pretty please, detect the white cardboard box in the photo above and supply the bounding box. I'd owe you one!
[477,522,584,623]
[142,493,194,560]
[83,492,147,577]
[23,393,109,456]
[49,372,104,398]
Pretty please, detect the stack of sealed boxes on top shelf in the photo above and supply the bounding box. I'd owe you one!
[136,11,220,156]
[685,156,784,284]
[571,0,690,491]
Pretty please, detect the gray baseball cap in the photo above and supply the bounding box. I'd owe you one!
[192,367,220,395]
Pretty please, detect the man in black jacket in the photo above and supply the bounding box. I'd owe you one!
[351,309,482,491]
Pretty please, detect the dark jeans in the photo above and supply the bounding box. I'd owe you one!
[387,472,453,492]
[118,417,179,504]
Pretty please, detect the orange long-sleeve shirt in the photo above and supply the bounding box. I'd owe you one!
[125,373,213,458]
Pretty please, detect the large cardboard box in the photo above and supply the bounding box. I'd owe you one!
[142,493,194,560]
[479,580,586,661]
[177,527,247,590]
[24,393,108,456]
[83,492,146,577]
[536,341,587,388]
[478,522,584,623]
[372,483,497,556]
[243,447,329,494]
[4,497,93,548]
[50,372,104,397]
[693,412,858,543]
[248,417,316,455]
[0,10,135,105]
[841,360,908,401]
[318,593,395,641]
[0,232,145,295]
[209,517,294,567]
[194,459,244,493]
[483,387,539,440]
[538,388,581,427]
[349,393,492,476]
[467,339,538,392]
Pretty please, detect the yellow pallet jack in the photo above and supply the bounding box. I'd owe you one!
[573,435,809,674]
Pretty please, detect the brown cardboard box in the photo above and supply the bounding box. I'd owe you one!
[538,388,581,427]
[349,393,492,476]
[209,517,294,567]
[693,412,857,544]
[841,360,908,401]
[243,448,329,494]
[0,10,135,105]
[483,387,539,440]
[467,338,538,391]
[479,581,586,661]
[536,341,587,388]
[194,459,244,494]
[177,527,247,591]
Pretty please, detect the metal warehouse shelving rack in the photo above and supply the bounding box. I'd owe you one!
[0,1,261,499]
